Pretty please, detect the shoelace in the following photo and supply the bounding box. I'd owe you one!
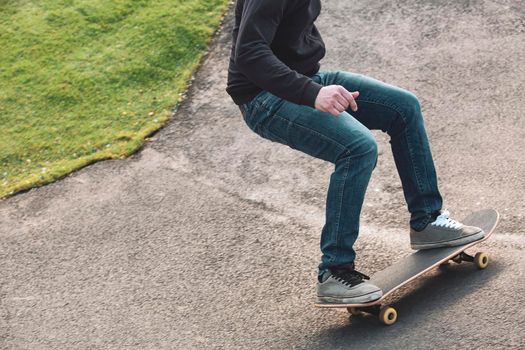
[332,268,370,287]
[431,210,463,229]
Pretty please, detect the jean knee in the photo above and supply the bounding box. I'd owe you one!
[405,90,421,109]
[364,136,379,167]
[342,131,378,166]
[401,90,424,123]
[366,135,378,157]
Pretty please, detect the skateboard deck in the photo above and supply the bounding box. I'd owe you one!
[315,209,500,325]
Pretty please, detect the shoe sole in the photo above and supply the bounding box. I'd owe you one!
[317,290,383,304]
[411,229,485,250]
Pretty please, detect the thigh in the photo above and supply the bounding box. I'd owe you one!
[323,71,420,133]
[249,89,375,164]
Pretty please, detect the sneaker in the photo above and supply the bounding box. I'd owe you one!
[410,210,485,250]
[317,266,383,304]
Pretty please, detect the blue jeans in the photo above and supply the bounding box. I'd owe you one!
[238,70,443,274]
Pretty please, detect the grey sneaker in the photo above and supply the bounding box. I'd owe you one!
[317,267,383,304]
[410,210,485,250]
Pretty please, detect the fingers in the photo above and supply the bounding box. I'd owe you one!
[333,100,346,114]
[334,95,349,110]
[339,86,354,102]
[338,86,358,112]
[328,107,341,117]
[326,103,344,116]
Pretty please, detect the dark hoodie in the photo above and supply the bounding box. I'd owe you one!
[226,0,326,108]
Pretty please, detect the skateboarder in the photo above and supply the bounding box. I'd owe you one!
[226,0,485,304]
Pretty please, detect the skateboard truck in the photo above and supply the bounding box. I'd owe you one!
[347,305,398,326]
[449,251,489,269]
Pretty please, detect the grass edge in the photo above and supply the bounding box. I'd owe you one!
[0,1,233,200]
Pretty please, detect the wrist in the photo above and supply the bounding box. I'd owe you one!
[302,81,324,108]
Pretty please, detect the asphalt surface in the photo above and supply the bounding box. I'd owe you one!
[1,0,525,349]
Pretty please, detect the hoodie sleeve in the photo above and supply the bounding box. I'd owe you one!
[234,0,323,108]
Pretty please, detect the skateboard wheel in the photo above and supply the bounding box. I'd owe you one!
[347,307,361,316]
[474,252,489,269]
[379,306,397,326]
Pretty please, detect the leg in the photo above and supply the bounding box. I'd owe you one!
[324,71,443,231]
[239,85,378,273]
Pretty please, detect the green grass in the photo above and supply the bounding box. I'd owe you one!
[0,0,229,198]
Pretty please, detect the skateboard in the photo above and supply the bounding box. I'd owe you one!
[315,209,500,325]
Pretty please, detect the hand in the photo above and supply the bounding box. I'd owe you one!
[314,85,359,117]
